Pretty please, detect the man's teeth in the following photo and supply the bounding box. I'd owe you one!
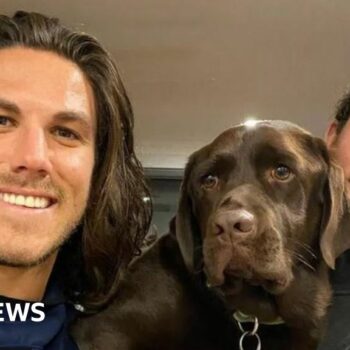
[0,193,50,209]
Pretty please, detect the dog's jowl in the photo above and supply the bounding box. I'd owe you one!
[73,120,350,350]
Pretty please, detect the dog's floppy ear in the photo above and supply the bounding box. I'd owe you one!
[174,157,202,273]
[317,139,350,269]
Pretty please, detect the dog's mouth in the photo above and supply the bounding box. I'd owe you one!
[223,269,290,295]
[205,266,290,296]
[203,234,293,296]
[211,274,282,322]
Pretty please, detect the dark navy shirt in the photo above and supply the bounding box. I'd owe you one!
[318,249,350,350]
[0,275,79,350]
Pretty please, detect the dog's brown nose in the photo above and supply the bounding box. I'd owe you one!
[214,210,256,235]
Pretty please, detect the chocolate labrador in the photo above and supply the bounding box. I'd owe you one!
[72,120,350,350]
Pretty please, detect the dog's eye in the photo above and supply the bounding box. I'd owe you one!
[201,174,219,189]
[271,165,291,181]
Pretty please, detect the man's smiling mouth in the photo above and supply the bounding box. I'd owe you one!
[0,192,52,209]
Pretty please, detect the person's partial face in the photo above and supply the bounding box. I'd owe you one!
[326,120,350,191]
[0,47,96,267]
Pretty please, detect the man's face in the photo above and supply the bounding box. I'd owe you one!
[326,120,350,191]
[0,47,95,267]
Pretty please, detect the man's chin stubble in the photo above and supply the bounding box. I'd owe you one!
[0,242,62,268]
[0,222,79,268]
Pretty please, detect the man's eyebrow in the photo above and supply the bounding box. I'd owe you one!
[0,98,20,114]
[53,111,94,132]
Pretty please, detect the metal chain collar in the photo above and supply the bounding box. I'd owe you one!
[236,316,261,350]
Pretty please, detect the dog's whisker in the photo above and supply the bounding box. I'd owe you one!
[286,238,317,260]
[296,256,316,272]
[286,248,316,271]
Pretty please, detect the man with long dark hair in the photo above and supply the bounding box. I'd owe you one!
[318,93,350,349]
[0,11,151,349]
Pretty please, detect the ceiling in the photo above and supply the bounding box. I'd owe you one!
[3,0,350,168]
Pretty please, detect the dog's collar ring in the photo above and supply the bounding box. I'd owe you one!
[237,317,261,350]
[237,315,259,334]
[239,331,261,350]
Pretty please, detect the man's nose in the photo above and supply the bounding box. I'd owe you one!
[10,128,53,176]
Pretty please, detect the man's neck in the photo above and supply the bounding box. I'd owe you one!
[0,253,57,301]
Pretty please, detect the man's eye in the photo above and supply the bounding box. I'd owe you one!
[0,116,13,127]
[54,127,80,140]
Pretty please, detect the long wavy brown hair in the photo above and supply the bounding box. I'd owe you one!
[0,11,152,312]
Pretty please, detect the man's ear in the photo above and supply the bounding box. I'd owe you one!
[325,121,338,148]
[175,158,202,273]
[317,137,350,268]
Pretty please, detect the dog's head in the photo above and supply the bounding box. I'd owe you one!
[173,121,350,306]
